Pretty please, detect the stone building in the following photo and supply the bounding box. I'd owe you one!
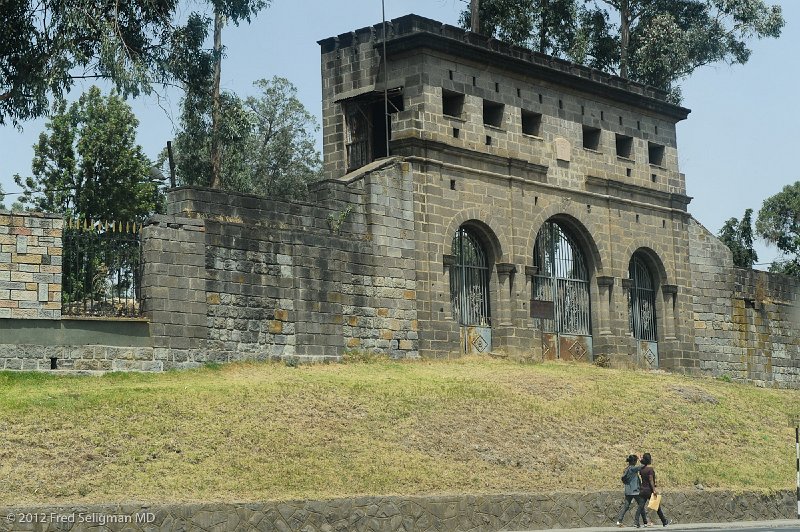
[0,14,797,386]
[319,14,696,370]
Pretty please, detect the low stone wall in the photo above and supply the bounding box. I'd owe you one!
[0,490,793,531]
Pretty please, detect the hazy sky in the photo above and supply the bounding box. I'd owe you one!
[1,0,796,269]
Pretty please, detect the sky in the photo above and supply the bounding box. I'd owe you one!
[1,0,797,270]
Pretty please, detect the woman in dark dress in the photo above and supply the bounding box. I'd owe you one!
[639,453,669,527]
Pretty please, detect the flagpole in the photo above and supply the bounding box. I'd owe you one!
[382,0,389,158]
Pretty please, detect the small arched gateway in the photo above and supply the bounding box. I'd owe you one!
[532,220,593,361]
[628,252,659,367]
[450,225,492,354]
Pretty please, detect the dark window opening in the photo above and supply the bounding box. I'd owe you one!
[495,82,500,92]
[648,143,665,166]
[452,127,460,138]
[616,134,633,159]
[345,91,404,172]
[442,90,465,118]
[583,126,601,151]
[448,70,453,80]
[485,135,492,146]
[50,357,58,370]
[483,100,504,128]
[450,179,456,190]
[522,110,542,136]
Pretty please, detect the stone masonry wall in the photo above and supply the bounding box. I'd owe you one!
[0,211,62,319]
[689,218,800,388]
[0,490,793,531]
[162,162,418,365]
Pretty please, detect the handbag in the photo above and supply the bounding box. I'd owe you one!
[647,493,662,511]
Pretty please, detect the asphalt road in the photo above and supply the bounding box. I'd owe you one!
[518,520,800,532]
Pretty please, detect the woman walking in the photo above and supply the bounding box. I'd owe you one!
[639,453,669,527]
[616,454,647,528]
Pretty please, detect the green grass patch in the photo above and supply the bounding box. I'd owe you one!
[0,357,798,505]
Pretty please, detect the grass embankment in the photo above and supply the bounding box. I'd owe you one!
[0,358,798,505]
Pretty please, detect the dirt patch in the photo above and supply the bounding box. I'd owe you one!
[669,385,719,404]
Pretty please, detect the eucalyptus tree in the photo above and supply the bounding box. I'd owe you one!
[460,0,784,101]
[0,0,267,127]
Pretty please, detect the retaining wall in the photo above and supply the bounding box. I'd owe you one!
[0,490,793,531]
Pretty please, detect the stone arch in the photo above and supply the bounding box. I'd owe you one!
[625,246,673,345]
[622,243,671,285]
[526,207,604,276]
[442,208,508,264]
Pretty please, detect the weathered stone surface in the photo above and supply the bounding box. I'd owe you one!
[0,490,792,532]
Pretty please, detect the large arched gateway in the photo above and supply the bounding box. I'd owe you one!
[532,220,592,360]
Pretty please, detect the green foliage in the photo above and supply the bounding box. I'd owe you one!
[170,76,322,199]
[14,87,162,221]
[460,0,784,101]
[718,208,758,269]
[756,181,800,277]
[0,0,268,126]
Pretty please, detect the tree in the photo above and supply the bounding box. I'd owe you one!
[460,0,784,101]
[718,208,758,269]
[0,0,267,127]
[14,86,162,221]
[756,181,800,277]
[170,77,322,199]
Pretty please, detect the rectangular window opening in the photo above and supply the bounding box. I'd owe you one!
[538,94,543,104]
[50,357,58,370]
[495,82,500,92]
[452,127,460,138]
[616,134,633,159]
[521,110,542,137]
[582,125,601,151]
[485,135,492,146]
[516,88,521,98]
[450,179,456,190]
[483,100,504,128]
[448,70,454,80]
[442,89,465,119]
[648,142,665,166]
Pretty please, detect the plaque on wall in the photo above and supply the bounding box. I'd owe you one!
[530,299,555,319]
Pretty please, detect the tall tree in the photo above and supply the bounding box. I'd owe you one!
[718,208,758,269]
[460,0,784,101]
[0,0,267,127]
[170,77,322,199]
[14,86,162,221]
[756,181,800,277]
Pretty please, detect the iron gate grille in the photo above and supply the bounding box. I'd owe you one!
[532,221,591,334]
[450,227,491,326]
[629,255,657,341]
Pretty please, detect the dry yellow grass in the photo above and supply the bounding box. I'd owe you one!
[0,357,798,505]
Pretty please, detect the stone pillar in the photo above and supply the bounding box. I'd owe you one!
[495,263,516,327]
[141,215,207,367]
[0,212,62,319]
[661,284,678,340]
[595,276,615,335]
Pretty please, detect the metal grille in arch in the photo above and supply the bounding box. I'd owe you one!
[450,227,491,326]
[532,221,591,335]
[629,255,657,341]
